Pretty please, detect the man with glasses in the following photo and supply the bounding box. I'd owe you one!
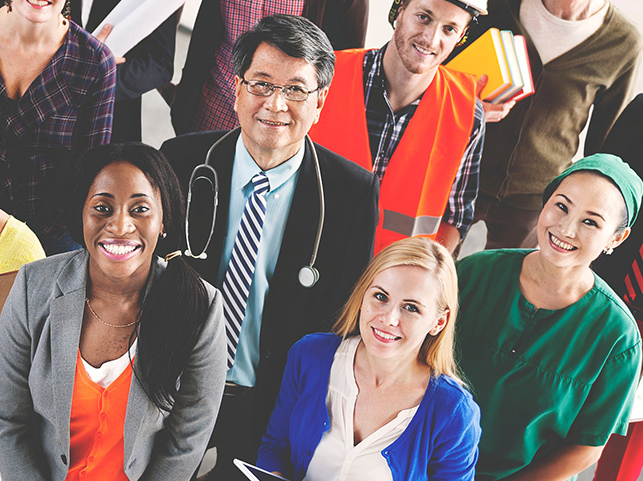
[310,0,487,255]
[161,14,378,480]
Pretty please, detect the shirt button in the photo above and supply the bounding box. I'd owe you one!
[100,413,107,420]
[96,432,102,437]
[273,193,280,199]
[88,456,94,463]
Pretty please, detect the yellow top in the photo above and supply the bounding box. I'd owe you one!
[0,216,46,274]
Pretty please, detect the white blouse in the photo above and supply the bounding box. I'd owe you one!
[81,338,137,389]
[303,337,418,481]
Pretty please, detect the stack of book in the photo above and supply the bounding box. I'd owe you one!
[447,28,535,104]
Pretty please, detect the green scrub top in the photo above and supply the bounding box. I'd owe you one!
[456,249,641,481]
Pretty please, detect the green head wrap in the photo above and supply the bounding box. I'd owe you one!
[543,153,643,228]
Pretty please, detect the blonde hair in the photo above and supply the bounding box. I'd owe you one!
[332,237,464,384]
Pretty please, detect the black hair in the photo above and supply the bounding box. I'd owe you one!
[67,142,210,412]
[232,14,335,90]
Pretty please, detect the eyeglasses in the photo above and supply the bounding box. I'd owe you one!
[241,78,320,102]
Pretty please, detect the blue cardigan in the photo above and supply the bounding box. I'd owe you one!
[257,333,481,481]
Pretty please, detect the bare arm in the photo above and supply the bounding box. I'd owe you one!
[436,222,461,254]
[502,444,603,481]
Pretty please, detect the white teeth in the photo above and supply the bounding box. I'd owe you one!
[261,120,287,126]
[102,244,137,255]
[550,234,575,251]
[374,328,399,340]
[414,45,433,55]
[28,0,49,5]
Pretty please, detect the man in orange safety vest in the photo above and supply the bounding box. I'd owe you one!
[310,0,487,254]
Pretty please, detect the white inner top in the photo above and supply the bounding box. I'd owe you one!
[303,337,418,481]
[519,0,609,64]
[81,338,137,389]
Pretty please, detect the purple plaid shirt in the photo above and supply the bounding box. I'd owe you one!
[0,21,116,253]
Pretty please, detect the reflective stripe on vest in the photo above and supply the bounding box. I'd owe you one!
[382,210,442,237]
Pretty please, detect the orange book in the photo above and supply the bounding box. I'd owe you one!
[446,27,512,101]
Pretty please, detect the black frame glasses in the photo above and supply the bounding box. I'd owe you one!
[241,77,320,102]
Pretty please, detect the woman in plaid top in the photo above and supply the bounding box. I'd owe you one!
[0,0,116,255]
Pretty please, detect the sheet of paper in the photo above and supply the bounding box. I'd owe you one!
[91,0,184,57]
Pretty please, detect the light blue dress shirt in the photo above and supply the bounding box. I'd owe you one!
[217,135,303,387]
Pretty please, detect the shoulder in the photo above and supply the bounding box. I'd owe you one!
[457,248,529,279]
[312,142,378,191]
[288,333,343,366]
[21,249,86,287]
[585,275,641,354]
[429,375,480,419]
[67,21,115,71]
[15,250,87,313]
[605,5,642,48]
[162,130,230,160]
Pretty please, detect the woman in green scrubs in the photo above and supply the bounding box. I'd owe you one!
[457,153,642,481]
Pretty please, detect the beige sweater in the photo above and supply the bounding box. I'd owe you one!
[459,0,642,211]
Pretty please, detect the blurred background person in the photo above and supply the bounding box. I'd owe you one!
[71,0,179,142]
[0,0,116,255]
[452,0,642,250]
[0,143,226,480]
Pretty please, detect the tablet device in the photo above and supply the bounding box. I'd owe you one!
[233,459,291,481]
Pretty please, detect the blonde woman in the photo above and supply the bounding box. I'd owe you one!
[258,237,481,481]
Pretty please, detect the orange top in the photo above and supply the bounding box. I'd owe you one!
[309,49,477,253]
[65,351,133,481]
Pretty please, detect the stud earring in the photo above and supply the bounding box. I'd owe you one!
[603,246,614,255]
[160,232,167,239]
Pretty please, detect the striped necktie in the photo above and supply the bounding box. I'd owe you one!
[222,172,270,369]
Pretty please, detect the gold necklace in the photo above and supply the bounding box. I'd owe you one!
[85,297,137,329]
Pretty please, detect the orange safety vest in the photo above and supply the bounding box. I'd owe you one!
[309,49,477,253]
[66,351,133,481]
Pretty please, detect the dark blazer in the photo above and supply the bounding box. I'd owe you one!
[71,0,178,142]
[161,130,379,442]
[592,94,643,310]
[170,0,369,135]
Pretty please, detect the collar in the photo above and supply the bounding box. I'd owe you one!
[232,134,305,193]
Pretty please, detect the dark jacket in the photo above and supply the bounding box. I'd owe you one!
[161,130,379,443]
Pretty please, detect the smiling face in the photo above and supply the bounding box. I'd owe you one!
[10,0,65,24]
[391,0,471,75]
[233,42,328,171]
[537,172,630,269]
[83,161,164,284]
[359,265,448,365]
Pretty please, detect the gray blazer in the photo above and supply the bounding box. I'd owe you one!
[0,249,227,480]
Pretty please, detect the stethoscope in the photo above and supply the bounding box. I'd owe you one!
[184,127,325,288]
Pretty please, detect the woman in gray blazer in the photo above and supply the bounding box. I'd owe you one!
[0,143,227,480]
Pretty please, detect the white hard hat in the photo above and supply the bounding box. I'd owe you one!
[446,0,488,16]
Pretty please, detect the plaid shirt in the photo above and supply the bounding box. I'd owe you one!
[364,46,485,238]
[190,0,305,132]
[0,21,116,252]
